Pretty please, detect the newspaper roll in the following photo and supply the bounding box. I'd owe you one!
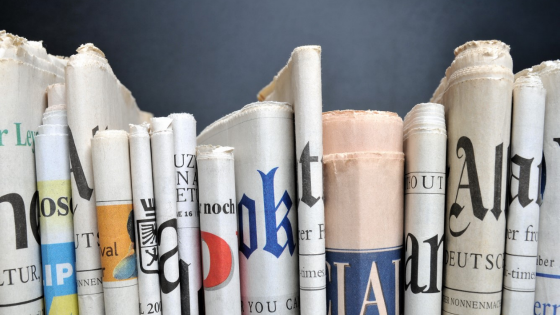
[169,113,203,314]
[91,130,140,315]
[500,71,546,314]
[534,61,560,311]
[66,43,149,314]
[403,104,446,315]
[0,32,65,314]
[442,40,513,314]
[198,102,299,315]
[129,124,163,314]
[257,46,326,314]
[35,85,79,315]
[197,145,242,315]
[323,110,404,315]
[151,117,182,315]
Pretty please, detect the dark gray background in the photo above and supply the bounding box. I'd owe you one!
[3,1,558,132]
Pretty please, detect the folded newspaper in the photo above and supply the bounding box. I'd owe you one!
[198,102,299,315]
[258,46,326,315]
[441,40,513,315]
[0,31,65,315]
[66,43,150,314]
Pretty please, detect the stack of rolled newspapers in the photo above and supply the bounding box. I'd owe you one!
[1,30,559,315]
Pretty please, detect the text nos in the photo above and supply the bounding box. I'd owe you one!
[40,197,71,217]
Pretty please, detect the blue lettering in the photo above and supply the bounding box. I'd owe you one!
[259,167,295,258]
[239,194,258,259]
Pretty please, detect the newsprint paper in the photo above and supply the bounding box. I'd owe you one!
[534,60,560,312]
[169,113,203,315]
[151,117,182,315]
[258,46,326,315]
[501,71,546,314]
[91,130,140,315]
[403,103,447,315]
[197,145,242,315]
[36,84,79,315]
[66,43,149,314]
[0,31,64,315]
[198,102,299,315]
[129,123,163,314]
[441,40,513,315]
[323,110,404,315]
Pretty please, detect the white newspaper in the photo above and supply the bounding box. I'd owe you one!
[403,103,446,315]
[169,113,202,315]
[91,130,140,315]
[534,60,560,311]
[0,31,65,314]
[66,43,148,314]
[36,84,80,315]
[198,102,299,315]
[197,145,242,315]
[257,46,326,314]
[129,123,163,314]
[501,70,546,314]
[151,117,182,315]
[442,40,513,315]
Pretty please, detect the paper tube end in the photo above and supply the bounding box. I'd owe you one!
[93,129,128,141]
[196,145,234,160]
[150,117,173,133]
[530,60,560,77]
[168,113,196,122]
[514,70,544,89]
[47,84,66,108]
[453,40,510,57]
[77,43,106,58]
[129,123,150,136]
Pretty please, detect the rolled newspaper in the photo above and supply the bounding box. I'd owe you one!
[257,46,326,314]
[66,43,149,314]
[129,123,163,314]
[151,117,182,315]
[403,103,446,315]
[91,130,140,315]
[0,31,64,314]
[534,60,560,310]
[198,102,299,315]
[442,40,513,314]
[169,113,203,314]
[323,110,404,315]
[197,145,242,315]
[500,71,546,314]
[35,84,79,315]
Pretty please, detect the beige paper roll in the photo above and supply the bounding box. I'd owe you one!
[324,110,404,315]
